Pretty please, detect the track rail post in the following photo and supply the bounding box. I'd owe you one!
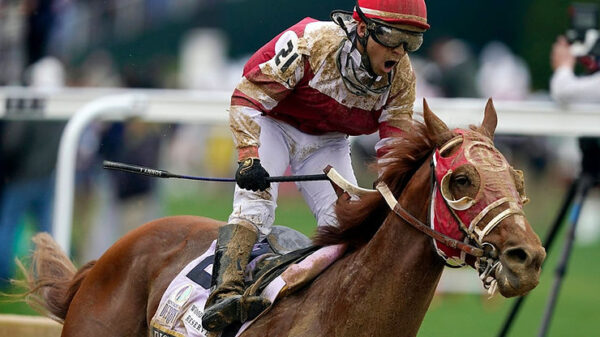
[52,93,147,255]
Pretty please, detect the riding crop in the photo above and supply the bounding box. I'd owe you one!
[103,160,329,183]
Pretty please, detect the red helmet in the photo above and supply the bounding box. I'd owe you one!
[352,0,430,30]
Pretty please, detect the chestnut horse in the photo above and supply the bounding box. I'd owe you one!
[18,100,545,337]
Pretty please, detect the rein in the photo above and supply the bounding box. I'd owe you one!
[376,182,484,258]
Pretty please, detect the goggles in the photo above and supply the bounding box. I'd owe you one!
[354,5,423,52]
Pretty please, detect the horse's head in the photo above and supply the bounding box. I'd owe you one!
[422,98,546,297]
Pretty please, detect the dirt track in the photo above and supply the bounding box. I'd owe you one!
[0,314,61,337]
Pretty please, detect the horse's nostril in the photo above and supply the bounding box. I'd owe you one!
[505,247,529,265]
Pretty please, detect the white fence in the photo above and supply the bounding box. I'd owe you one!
[1,87,600,255]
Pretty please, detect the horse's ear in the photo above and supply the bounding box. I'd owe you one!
[423,98,451,144]
[480,98,498,140]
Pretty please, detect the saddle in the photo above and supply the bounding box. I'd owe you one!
[244,226,318,290]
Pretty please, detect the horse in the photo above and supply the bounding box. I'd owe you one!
[16,99,545,337]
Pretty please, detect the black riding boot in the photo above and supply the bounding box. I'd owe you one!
[202,223,271,332]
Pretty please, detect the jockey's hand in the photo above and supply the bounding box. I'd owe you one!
[236,158,270,191]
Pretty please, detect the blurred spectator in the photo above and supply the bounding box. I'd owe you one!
[476,41,531,100]
[0,0,62,285]
[25,0,57,67]
[410,55,443,99]
[428,38,479,98]
[0,2,26,85]
[550,35,600,175]
[0,121,65,286]
[178,29,233,90]
[550,35,600,245]
[550,36,600,104]
[0,57,66,286]
[70,50,168,261]
[476,41,550,180]
[77,122,167,261]
[24,55,65,88]
[165,124,235,197]
[78,49,123,87]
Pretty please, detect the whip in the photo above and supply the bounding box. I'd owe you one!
[102,160,329,183]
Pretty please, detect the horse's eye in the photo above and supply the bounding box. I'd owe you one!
[454,175,469,186]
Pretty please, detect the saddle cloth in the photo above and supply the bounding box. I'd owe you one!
[150,240,346,337]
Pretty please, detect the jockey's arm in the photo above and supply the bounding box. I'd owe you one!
[229,30,306,161]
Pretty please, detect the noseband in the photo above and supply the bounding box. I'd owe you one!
[376,132,527,294]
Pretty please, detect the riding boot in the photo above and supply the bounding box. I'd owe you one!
[202,223,271,332]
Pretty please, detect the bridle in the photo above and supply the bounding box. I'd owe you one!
[377,182,485,257]
[376,133,527,294]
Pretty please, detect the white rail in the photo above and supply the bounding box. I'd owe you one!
[2,87,600,135]
[52,94,147,254]
[1,87,600,254]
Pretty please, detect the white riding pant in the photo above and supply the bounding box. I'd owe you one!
[228,115,357,239]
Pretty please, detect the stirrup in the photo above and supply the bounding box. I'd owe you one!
[202,294,271,332]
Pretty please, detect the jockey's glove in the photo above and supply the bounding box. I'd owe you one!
[235,158,270,191]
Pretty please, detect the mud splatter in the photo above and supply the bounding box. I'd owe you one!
[230,106,261,148]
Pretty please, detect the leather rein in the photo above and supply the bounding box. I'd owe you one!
[325,160,488,259]
[376,180,486,258]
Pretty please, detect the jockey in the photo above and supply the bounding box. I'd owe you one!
[202,0,430,331]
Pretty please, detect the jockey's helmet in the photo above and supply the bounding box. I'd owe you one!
[353,0,430,31]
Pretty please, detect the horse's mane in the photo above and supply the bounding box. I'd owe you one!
[313,121,450,248]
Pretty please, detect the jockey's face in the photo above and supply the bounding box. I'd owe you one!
[357,21,406,76]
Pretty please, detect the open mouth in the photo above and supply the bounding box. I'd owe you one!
[384,60,398,71]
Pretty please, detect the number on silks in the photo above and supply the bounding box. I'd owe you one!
[271,30,300,75]
[274,40,299,73]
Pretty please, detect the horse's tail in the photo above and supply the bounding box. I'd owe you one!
[13,232,95,323]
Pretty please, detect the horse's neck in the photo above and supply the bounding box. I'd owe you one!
[331,163,444,336]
